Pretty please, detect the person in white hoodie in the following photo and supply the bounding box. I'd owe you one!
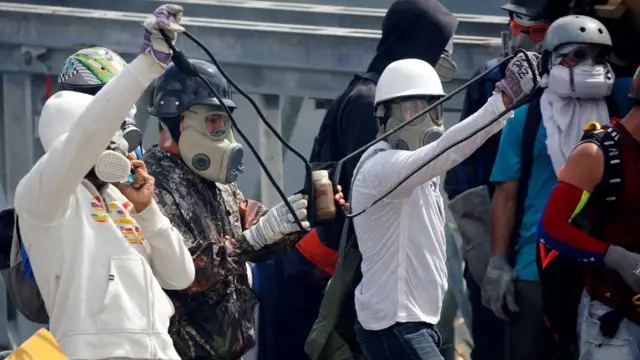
[349,52,539,360]
[13,4,195,359]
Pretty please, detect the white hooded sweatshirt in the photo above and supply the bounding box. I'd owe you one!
[14,54,195,360]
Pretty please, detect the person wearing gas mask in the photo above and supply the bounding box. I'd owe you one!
[8,47,151,330]
[18,47,147,299]
[305,0,457,272]
[442,2,562,356]
[142,58,318,360]
[348,52,538,360]
[302,1,457,358]
[483,14,631,360]
[12,5,195,359]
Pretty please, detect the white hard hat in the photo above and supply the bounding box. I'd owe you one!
[39,91,93,152]
[374,59,445,109]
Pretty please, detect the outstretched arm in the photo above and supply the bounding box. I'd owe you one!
[152,187,301,294]
[236,193,303,263]
[365,93,512,200]
[537,142,609,262]
[15,54,163,224]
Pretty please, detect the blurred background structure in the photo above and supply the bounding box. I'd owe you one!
[0,0,510,355]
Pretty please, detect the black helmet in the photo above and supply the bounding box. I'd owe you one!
[501,0,560,19]
[148,59,236,142]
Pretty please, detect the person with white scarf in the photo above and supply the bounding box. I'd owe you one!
[540,40,615,173]
[482,14,631,360]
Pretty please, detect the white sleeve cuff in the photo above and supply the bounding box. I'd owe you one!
[130,201,169,235]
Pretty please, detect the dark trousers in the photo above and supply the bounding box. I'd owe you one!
[256,250,328,360]
[465,268,506,360]
[355,321,443,360]
[506,280,554,360]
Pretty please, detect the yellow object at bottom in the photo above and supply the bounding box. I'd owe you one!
[7,328,67,360]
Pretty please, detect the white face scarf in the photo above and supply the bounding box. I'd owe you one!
[540,59,615,174]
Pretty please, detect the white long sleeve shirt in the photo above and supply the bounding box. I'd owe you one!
[352,93,512,331]
[14,54,195,359]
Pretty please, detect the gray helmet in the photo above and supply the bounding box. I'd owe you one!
[541,15,612,52]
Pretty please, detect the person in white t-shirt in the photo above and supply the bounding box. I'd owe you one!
[349,53,539,360]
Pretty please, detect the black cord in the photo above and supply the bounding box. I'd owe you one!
[159,30,312,233]
[181,31,316,227]
[347,92,534,218]
[338,49,540,218]
[159,30,539,222]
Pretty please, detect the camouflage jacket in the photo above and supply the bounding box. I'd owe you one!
[143,146,304,360]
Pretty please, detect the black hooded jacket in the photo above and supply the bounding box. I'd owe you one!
[309,0,458,251]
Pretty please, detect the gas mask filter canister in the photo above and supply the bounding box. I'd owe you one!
[121,105,143,154]
[178,105,245,184]
[93,119,143,183]
[94,149,132,183]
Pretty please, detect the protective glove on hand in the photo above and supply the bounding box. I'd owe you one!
[243,194,310,250]
[140,4,185,67]
[495,51,541,105]
[481,255,519,320]
[604,245,640,293]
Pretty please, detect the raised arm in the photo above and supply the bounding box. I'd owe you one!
[365,92,512,200]
[15,4,184,225]
[362,50,540,200]
[236,193,304,263]
[15,55,163,224]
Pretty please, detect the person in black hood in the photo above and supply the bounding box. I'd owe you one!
[367,0,458,77]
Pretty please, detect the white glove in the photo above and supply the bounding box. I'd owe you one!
[495,51,541,105]
[481,255,519,320]
[243,194,310,249]
[140,4,185,67]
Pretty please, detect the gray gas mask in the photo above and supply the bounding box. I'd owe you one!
[377,98,445,151]
[178,105,245,184]
[510,33,539,53]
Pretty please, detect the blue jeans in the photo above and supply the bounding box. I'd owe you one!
[355,321,443,360]
[578,291,640,360]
